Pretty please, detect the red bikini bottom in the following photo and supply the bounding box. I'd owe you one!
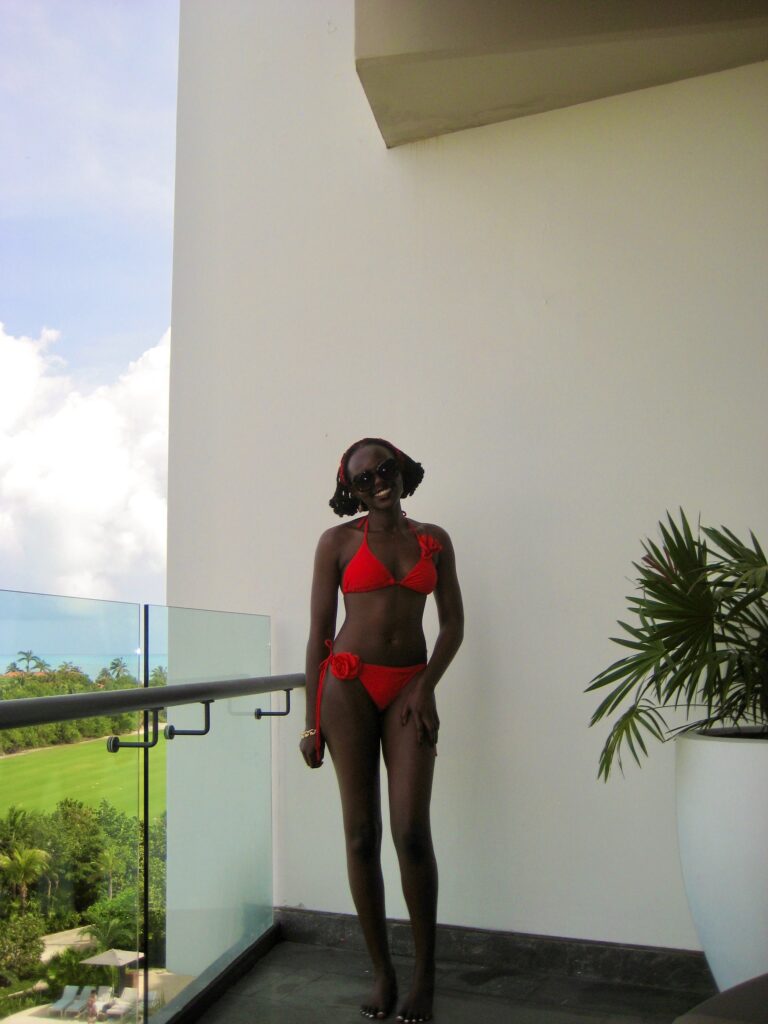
[315,641,426,757]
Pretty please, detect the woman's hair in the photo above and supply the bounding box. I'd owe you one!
[329,438,424,517]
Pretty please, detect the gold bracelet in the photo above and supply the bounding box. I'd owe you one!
[301,728,317,739]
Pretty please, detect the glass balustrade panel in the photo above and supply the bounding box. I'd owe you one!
[145,605,272,1019]
[0,590,142,1022]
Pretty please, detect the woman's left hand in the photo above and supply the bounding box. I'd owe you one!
[400,674,440,746]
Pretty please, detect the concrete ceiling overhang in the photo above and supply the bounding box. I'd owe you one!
[355,0,768,147]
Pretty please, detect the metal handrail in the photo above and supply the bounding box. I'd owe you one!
[0,673,305,730]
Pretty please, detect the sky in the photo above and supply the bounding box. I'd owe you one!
[0,0,179,604]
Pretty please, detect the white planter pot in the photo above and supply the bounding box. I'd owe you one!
[675,730,768,991]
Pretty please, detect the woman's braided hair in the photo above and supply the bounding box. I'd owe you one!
[329,438,425,517]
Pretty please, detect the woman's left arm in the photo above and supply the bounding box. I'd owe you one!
[401,527,464,744]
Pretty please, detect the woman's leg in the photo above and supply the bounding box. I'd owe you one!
[321,673,397,1018]
[382,694,437,1022]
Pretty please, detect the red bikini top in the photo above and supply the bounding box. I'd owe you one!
[342,517,441,595]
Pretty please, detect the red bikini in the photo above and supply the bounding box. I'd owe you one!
[315,517,442,755]
[342,516,441,595]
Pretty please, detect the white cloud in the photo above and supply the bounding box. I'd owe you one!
[0,323,169,602]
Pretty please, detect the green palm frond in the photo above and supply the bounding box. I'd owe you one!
[596,701,668,782]
[588,510,768,779]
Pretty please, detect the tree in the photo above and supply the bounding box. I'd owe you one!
[0,806,31,850]
[57,661,83,674]
[146,825,167,965]
[41,861,61,920]
[46,801,105,913]
[92,847,125,901]
[149,665,167,687]
[95,802,140,857]
[94,668,111,689]
[16,651,36,673]
[0,846,51,912]
[0,913,45,985]
[109,658,128,680]
[44,946,110,997]
[80,914,134,951]
[81,889,137,950]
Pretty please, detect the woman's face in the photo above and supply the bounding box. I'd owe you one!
[346,444,403,510]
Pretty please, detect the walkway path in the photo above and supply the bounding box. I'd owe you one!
[41,926,94,963]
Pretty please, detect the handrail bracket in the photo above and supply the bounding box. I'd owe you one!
[255,689,292,720]
[165,699,213,740]
[107,709,161,753]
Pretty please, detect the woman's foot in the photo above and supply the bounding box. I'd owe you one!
[396,969,434,1022]
[360,967,397,1020]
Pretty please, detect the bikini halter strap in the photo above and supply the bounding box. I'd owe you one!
[360,514,416,537]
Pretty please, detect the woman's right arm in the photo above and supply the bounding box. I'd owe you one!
[301,528,340,768]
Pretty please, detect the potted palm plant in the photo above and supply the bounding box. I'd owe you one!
[587,510,768,991]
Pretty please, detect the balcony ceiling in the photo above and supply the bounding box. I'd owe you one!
[355,0,768,147]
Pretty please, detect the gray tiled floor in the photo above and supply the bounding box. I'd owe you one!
[194,941,705,1024]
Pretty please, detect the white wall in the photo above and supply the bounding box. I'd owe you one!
[168,0,768,950]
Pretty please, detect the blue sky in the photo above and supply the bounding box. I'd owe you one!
[0,0,179,384]
[0,0,178,603]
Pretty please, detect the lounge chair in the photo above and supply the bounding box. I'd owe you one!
[104,987,138,1019]
[93,986,114,1015]
[49,985,80,1016]
[104,999,136,1018]
[65,986,94,1017]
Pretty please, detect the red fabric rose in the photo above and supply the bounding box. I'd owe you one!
[419,534,443,557]
[330,652,362,679]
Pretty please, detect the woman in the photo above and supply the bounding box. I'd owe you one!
[301,438,464,1023]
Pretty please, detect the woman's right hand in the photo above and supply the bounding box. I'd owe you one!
[300,731,324,768]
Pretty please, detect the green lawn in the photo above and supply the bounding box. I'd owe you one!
[0,734,167,819]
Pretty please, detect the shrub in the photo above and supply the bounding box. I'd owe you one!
[44,947,110,999]
[0,987,45,1018]
[0,913,45,986]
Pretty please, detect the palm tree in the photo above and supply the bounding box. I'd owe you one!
[0,845,51,911]
[149,665,168,687]
[80,915,134,950]
[44,862,61,917]
[16,650,36,673]
[93,847,124,900]
[58,661,84,675]
[95,668,112,689]
[109,658,129,679]
[2,805,30,847]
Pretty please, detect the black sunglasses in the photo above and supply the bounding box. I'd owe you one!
[351,457,400,493]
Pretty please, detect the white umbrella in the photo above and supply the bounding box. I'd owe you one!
[80,949,144,968]
[80,949,144,991]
